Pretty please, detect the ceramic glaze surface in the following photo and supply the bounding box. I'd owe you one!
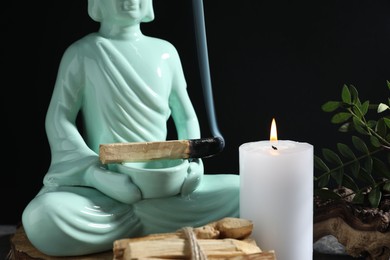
[118,159,189,198]
[22,0,239,256]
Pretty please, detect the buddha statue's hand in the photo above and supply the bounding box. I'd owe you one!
[180,158,204,197]
[86,163,142,204]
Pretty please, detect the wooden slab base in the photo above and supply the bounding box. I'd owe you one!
[8,225,113,260]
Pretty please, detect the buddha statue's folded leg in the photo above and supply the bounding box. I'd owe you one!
[22,186,142,256]
[134,174,239,235]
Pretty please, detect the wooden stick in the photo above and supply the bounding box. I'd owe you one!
[113,218,254,259]
[119,252,276,260]
[99,137,224,164]
[122,238,263,259]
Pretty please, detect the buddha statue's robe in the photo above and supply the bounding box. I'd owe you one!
[22,33,239,256]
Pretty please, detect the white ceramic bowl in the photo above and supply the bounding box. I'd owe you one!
[117,159,189,199]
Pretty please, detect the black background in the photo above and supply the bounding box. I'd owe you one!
[1,0,389,224]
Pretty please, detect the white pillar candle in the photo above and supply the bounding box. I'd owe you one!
[239,119,313,260]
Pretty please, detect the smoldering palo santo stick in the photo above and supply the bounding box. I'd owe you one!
[99,137,224,164]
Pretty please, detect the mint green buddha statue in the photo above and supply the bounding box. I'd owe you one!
[22,0,239,256]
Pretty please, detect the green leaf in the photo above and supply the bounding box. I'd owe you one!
[352,104,363,119]
[331,113,352,124]
[369,135,381,148]
[375,118,387,138]
[349,85,359,104]
[368,187,382,208]
[378,103,390,113]
[337,143,356,160]
[358,168,376,186]
[352,191,364,204]
[367,120,377,128]
[352,136,369,153]
[349,161,360,178]
[322,101,341,112]
[322,148,343,165]
[384,118,390,129]
[314,156,330,172]
[352,117,368,135]
[316,81,390,208]
[372,157,390,179]
[364,157,373,175]
[331,169,344,186]
[314,188,341,200]
[342,84,352,104]
[317,174,330,188]
[342,174,359,192]
[383,181,390,192]
[360,101,370,116]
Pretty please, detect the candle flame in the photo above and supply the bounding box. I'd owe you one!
[270,118,278,141]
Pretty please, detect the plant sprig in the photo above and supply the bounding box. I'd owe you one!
[314,81,390,208]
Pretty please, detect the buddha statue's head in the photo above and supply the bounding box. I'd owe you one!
[88,0,155,24]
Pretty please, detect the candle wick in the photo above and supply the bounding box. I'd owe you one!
[272,145,278,150]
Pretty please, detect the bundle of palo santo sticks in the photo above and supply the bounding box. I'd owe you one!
[113,217,276,260]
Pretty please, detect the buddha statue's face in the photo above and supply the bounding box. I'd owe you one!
[119,0,142,12]
[89,0,154,24]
